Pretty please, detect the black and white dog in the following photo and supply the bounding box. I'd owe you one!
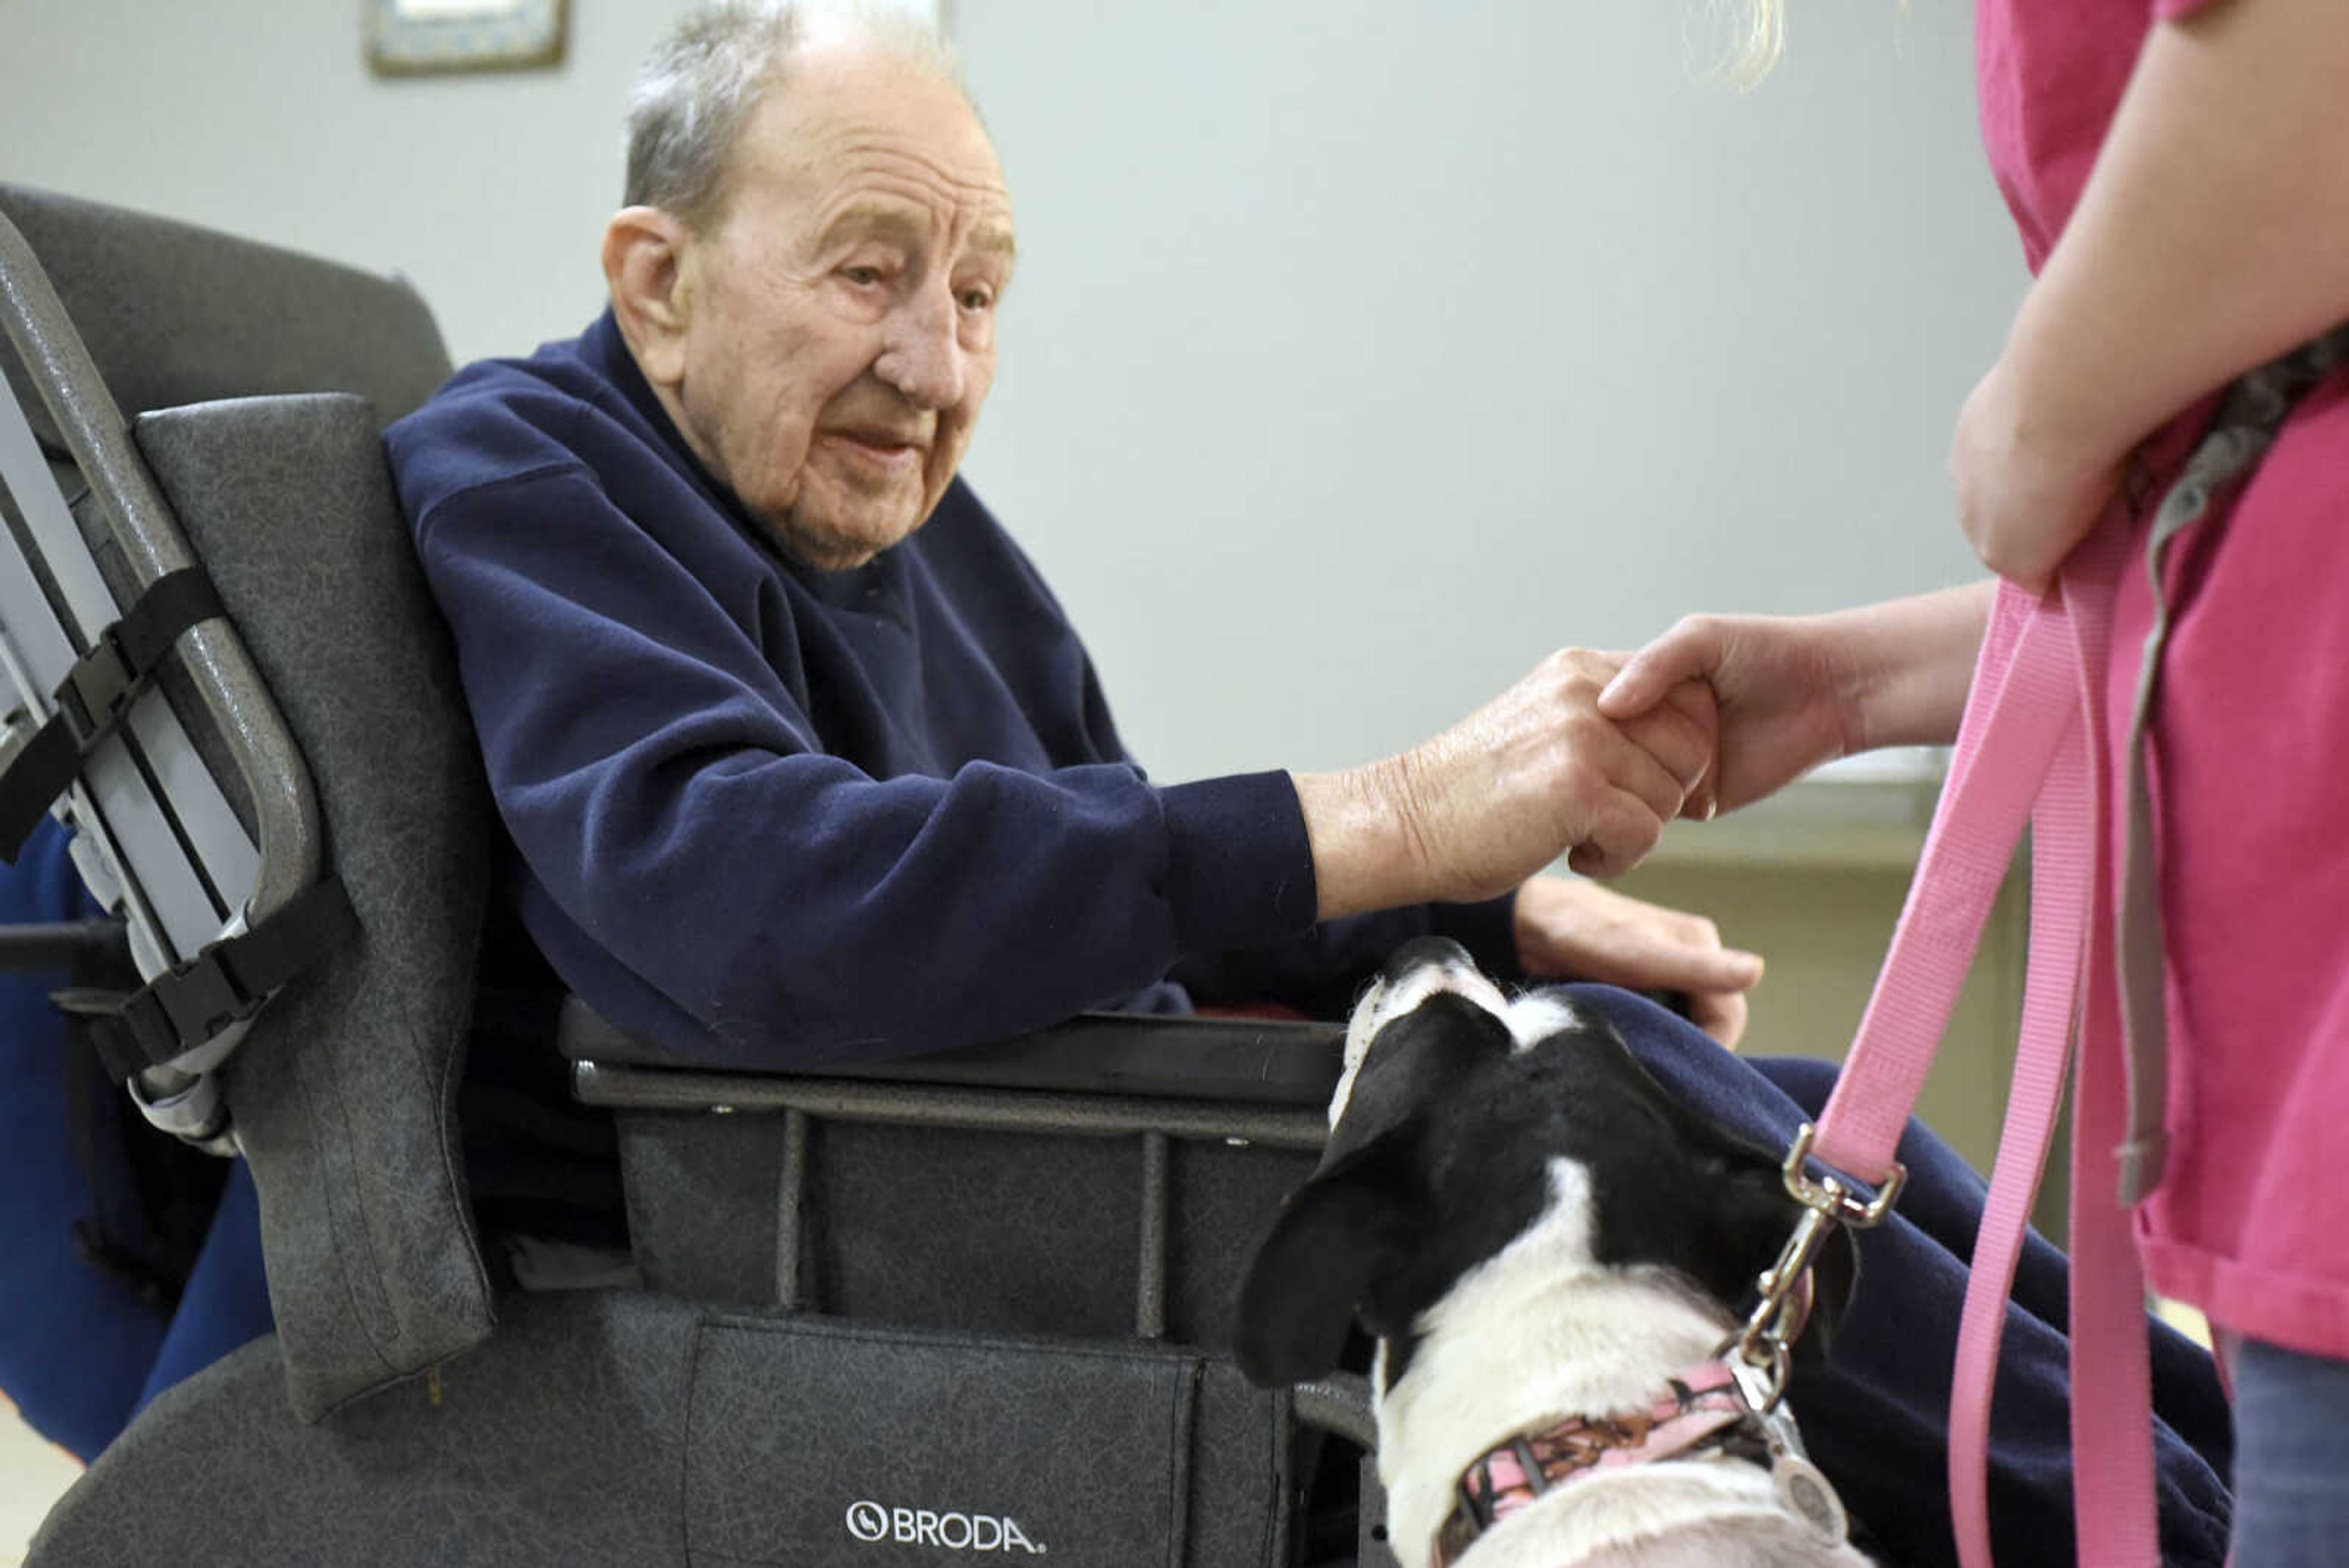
[1236,938,1872,1568]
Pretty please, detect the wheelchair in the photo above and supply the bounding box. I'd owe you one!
[0,183,1389,1567]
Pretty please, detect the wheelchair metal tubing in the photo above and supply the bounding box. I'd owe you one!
[0,356,223,968]
[1137,1129,1169,1340]
[773,1105,810,1312]
[0,209,321,964]
[573,1060,1331,1151]
[1295,1375,1378,1451]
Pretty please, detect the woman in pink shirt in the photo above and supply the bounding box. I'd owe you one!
[1605,1,2349,1561]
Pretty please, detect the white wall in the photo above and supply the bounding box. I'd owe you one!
[0,0,2025,784]
[1,0,703,366]
[954,1,2027,779]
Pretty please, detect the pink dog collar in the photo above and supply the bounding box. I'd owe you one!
[1431,1360,1759,1567]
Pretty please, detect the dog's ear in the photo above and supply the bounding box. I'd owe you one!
[1235,998,1503,1386]
[1323,993,1507,1167]
[1233,1140,1415,1386]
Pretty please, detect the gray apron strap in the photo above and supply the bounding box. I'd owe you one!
[2113,324,2349,1206]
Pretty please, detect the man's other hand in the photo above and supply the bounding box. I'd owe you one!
[1512,875,1761,1049]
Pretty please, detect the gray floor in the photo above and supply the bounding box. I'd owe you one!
[0,1403,76,1567]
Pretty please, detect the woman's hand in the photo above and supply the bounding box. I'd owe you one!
[1597,615,1852,820]
[1599,587,1989,817]
[1950,357,2125,591]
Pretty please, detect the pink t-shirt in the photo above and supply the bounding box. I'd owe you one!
[1978,0,2349,1359]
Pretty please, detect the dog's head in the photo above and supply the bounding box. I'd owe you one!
[1235,937,1858,1391]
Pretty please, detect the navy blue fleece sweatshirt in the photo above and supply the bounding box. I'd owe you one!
[385,312,1514,1066]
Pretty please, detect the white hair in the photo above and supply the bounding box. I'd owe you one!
[624,1,965,230]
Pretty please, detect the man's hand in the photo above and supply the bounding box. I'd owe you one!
[1296,648,1714,920]
[1512,875,1762,1048]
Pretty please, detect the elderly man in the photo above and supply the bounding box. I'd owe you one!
[381,7,2236,1564]
[387,1,1753,1069]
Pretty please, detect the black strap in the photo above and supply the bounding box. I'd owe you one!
[0,568,227,861]
[58,875,360,1083]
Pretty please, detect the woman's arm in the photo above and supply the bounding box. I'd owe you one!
[1599,581,1993,817]
[1959,0,2349,585]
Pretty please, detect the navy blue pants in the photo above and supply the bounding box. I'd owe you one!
[1569,985,2233,1568]
[0,819,272,1461]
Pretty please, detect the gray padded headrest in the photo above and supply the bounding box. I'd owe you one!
[0,184,451,446]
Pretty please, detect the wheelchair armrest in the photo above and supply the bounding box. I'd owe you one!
[560,997,1344,1331]
[555,994,1348,1109]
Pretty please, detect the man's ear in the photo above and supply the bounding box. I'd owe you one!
[602,205,697,389]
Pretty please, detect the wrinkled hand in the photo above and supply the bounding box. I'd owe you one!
[1512,875,1762,1048]
[1951,357,2123,591]
[1598,614,1849,820]
[1375,648,1716,900]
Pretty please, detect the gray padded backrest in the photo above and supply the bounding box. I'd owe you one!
[0,184,451,441]
[136,394,495,1419]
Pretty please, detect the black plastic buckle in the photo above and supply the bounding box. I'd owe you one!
[52,627,137,748]
[95,954,256,1077]
[63,948,265,1081]
[150,948,262,1046]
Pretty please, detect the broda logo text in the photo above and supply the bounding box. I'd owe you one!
[844,1499,1047,1554]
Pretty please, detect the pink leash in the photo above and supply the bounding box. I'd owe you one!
[1806,521,2158,1567]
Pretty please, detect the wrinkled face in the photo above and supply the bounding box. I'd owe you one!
[667,45,1014,568]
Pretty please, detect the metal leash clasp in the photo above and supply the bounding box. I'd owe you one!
[1723,1122,1906,1414]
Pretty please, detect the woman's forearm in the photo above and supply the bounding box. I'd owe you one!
[1833,581,1993,752]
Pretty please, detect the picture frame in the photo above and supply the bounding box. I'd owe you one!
[366,0,569,77]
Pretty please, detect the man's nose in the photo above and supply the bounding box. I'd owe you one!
[874,282,965,410]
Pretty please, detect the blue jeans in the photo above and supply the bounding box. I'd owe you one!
[2229,1337,2349,1567]
[1568,985,2235,1568]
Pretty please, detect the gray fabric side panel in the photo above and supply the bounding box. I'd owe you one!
[619,1112,787,1307]
[30,1294,698,1568]
[685,1317,1220,1567]
[135,393,496,1417]
[1191,1362,1291,1568]
[1169,1139,1321,1350]
[0,183,451,448]
[617,1112,1318,1352]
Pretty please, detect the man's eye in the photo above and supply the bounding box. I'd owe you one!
[959,288,995,311]
[841,265,885,286]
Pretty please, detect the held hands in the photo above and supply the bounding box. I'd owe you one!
[1597,613,1853,820]
[1296,648,1716,918]
[1389,647,1714,895]
[1293,644,1767,1047]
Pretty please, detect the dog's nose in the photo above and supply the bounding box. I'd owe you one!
[1378,935,1476,989]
